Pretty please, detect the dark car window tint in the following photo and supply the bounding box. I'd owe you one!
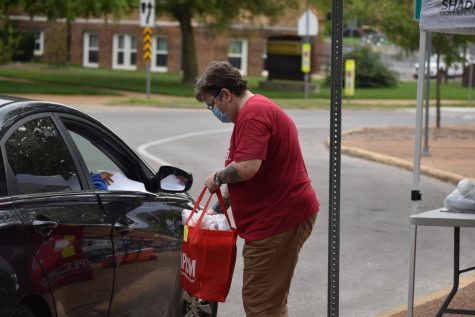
[5,117,81,194]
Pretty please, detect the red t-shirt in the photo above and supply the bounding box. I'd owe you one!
[225,94,319,241]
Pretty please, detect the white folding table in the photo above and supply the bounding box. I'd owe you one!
[408,208,475,316]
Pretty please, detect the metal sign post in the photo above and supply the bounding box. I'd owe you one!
[348,15,357,42]
[422,32,432,156]
[468,44,474,106]
[469,64,474,106]
[328,0,343,316]
[140,0,155,99]
[143,28,152,99]
[298,9,318,100]
[302,42,311,99]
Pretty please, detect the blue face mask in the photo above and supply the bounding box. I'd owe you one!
[211,106,231,123]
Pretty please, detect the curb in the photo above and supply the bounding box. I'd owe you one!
[374,272,475,317]
[326,128,466,185]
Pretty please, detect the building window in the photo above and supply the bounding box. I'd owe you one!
[152,36,168,72]
[228,38,248,74]
[112,34,137,70]
[33,31,44,56]
[83,33,99,68]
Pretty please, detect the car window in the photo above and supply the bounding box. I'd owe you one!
[4,117,81,194]
[68,130,123,173]
[67,130,149,192]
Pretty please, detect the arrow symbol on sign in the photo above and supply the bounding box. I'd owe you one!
[146,2,153,25]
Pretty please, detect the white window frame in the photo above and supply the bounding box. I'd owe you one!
[33,31,44,56]
[112,34,137,70]
[228,38,248,75]
[83,32,99,68]
[151,36,168,72]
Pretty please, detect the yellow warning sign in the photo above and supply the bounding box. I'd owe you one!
[143,27,152,62]
[301,43,311,73]
[345,59,355,97]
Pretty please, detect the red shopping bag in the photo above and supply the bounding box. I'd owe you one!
[180,187,237,302]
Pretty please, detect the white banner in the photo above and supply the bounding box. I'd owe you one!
[420,0,475,34]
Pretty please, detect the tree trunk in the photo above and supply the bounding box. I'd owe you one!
[172,7,198,84]
[436,54,441,128]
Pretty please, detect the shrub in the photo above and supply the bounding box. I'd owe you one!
[325,45,398,88]
[0,26,21,64]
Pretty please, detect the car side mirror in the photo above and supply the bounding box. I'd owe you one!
[155,166,193,193]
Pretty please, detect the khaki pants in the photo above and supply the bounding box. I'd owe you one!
[242,214,317,317]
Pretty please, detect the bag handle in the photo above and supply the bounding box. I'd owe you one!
[185,187,207,225]
[186,187,234,229]
[216,189,233,228]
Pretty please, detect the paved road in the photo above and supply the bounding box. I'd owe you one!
[73,105,475,317]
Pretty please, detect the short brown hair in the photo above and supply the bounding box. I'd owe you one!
[195,61,248,102]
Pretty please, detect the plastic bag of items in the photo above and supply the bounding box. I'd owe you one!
[444,178,475,213]
[182,209,231,231]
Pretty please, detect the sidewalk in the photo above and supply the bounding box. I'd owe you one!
[341,126,475,184]
[341,126,475,317]
[378,274,475,317]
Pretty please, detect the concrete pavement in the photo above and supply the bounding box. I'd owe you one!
[13,93,475,316]
[340,127,475,317]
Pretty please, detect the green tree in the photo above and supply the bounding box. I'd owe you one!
[156,0,299,84]
[0,0,22,64]
[315,0,474,128]
[376,0,475,128]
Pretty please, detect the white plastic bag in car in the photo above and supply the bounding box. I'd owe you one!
[444,178,475,213]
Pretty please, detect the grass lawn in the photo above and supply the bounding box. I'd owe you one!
[0,62,473,104]
[0,63,194,96]
[0,79,118,95]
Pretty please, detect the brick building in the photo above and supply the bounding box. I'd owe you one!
[9,10,325,77]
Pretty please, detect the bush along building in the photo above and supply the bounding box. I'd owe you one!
[8,9,326,78]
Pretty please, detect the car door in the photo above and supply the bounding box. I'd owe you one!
[0,149,43,316]
[3,114,114,317]
[58,115,184,317]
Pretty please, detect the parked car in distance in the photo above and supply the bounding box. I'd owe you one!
[413,53,474,79]
[0,96,217,317]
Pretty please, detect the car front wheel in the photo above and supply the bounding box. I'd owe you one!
[180,291,218,317]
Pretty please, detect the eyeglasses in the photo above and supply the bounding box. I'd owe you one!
[206,90,221,110]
